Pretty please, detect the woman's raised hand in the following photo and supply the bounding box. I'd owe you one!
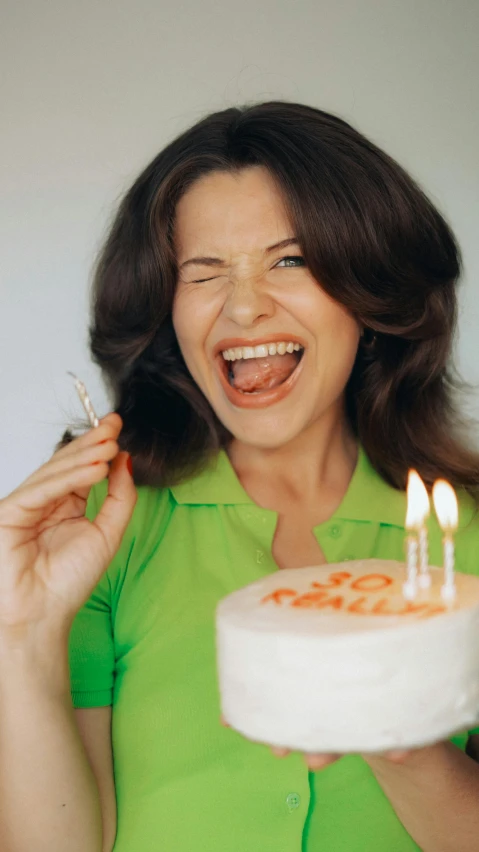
[0,413,137,639]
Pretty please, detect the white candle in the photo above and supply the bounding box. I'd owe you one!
[418,525,430,589]
[403,470,430,600]
[432,479,459,604]
[67,371,100,428]
[403,535,419,600]
[442,535,455,602]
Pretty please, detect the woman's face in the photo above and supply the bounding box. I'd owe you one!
[172,166,361,449]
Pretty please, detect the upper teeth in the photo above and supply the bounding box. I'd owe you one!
[222,341,303,361]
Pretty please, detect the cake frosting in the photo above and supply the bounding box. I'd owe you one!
[216,560,479,753]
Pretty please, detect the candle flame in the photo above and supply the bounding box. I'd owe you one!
[432,479,458,532]
[405,470,430,529]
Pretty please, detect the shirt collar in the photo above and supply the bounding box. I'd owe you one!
[170,444,476,529]
[170,449,253,506]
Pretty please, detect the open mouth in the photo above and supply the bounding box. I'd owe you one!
[215,339,306,407]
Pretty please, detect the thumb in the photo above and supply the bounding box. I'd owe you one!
[92,452,137,561]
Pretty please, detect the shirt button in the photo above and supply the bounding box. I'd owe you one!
[256,549,265,564]
[286,792,301,811]
[328,524,342,539]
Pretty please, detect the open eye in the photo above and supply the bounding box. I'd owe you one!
[188,255,305,283]
[275,255,306,268]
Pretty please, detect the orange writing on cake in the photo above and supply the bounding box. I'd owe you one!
[350,574,393,592]
[260,588,297,605]
[347,596,371,615]
[291,590,329,607]
[311,571,352,589]
[259,570,447,618]
[372,599,430,616]
[292,592,344,609]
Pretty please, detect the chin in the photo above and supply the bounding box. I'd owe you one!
[217,409,314,451]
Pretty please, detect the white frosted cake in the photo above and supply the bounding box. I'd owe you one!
[216,560,479,753]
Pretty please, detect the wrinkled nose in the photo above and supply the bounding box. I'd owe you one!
[222,277,275,328]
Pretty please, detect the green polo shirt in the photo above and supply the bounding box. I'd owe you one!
[68,445,479,852]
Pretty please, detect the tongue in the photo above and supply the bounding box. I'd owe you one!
[231,353,298,393]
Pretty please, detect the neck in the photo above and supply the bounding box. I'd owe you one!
[227,402,358,505]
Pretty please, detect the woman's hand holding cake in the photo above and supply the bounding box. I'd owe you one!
[270,739,427,770]
[221,713,440,769]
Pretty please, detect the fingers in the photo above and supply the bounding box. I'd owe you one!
[9,414,122,504]
[14,414,123,493]
[384,749,412,763]
[270,746,291,758]
[3,458,112,525]
[1,420,125,528]
[54,413,123,461]
[27,439,119,490]
[219,718,340,772]
[268,745,340,769]
[92,452,137,562]
[8,441,120,519]
[303,753,341,770]
[46,414,123,468]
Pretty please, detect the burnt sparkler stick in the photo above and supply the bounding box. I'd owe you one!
[67,371,100,428]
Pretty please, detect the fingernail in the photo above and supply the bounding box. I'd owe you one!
[271,746,290,758]
[305,753,339,770]
[126,454,133,477]
[387,750,410,763]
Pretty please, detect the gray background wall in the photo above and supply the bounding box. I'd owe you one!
[2,0,478,496]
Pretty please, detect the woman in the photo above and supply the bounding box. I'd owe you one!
[1,101,479,852]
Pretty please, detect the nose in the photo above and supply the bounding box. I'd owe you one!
[222,275,275,328]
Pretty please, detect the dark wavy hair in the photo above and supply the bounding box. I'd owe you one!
[66,100,479,496]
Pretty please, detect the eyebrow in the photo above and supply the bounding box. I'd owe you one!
[178,237,300,272]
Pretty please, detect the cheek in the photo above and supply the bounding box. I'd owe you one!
[282,279,359,346]
[172,290,205,356]
[173,282,226,348]
[307,303,361,385]
[333,314,361,355]
[329,318,361,374]
[172,290,217,387]
[305,297,360,354]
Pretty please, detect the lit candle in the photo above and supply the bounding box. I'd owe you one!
[432,479,459,604]
[403,470,430,600]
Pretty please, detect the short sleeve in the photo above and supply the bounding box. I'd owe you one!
[68,477,172,709]
[68,480,116,708]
